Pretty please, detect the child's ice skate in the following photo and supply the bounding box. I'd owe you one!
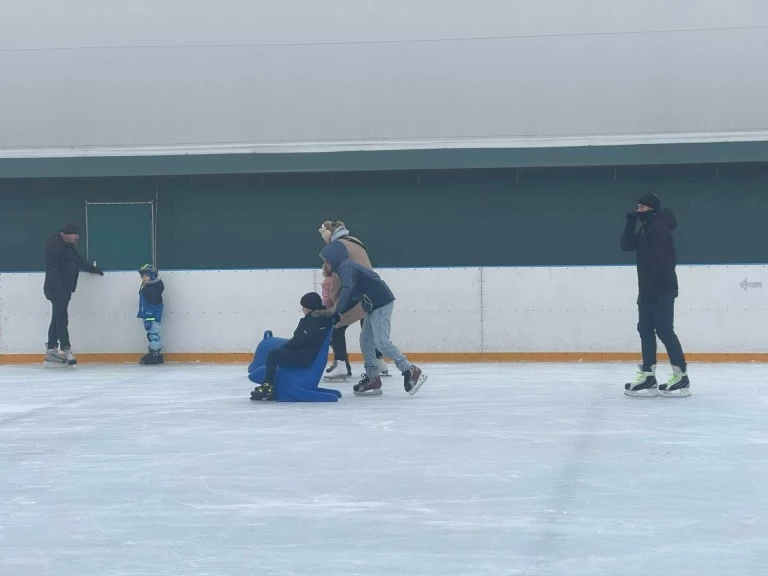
[403,365,427,396]
[659,366,691,398]
[324,359,351,381]
[140,348,164,365]
[624,365,658,397]
[377,358,391,377]
[353,374,383,396]
[250,383,275,401]
[44,348,69,368]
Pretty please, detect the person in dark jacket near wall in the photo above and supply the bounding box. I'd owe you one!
[621,193,691,398]
[44,222,104,366]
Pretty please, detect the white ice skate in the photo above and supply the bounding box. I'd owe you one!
[324,360,350,381]
[377,358,391,377]
[624,365,658,397]
[62,348,77,367]
[659,366,691,398]
[44,348,69,368]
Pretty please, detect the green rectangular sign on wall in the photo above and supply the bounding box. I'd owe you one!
[85,202,154,270]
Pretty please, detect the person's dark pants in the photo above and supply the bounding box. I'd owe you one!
[331,324,349,360]
[46,292,72,350]
[265,348,314,383]
[359,318,383,359]
[637,293,686,372]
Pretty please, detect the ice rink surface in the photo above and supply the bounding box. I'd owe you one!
[1,362,767,576]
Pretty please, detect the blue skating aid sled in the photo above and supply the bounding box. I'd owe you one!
[247,329,342,402]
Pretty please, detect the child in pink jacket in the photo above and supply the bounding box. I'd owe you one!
[321,264,353,380]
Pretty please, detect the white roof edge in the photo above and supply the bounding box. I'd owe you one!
[2,130,768,159]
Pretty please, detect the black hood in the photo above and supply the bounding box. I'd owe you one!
[655,209,677,231]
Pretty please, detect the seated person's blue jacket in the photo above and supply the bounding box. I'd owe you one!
[282,315,332,360]
[320,241,395,315]
[137,278,165,322]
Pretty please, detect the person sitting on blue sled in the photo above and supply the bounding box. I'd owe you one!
[250,292,332,401]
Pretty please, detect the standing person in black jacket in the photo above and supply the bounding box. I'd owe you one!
[621,193,691,397]
[44,223,104,366]
[250,292,332,401]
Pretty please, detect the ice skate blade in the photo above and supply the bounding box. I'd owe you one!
[353,389,383,396]
[44,360,72,369]
[408,373,428,396]
[624,388,659,398]
[659,388,691,398]
[323,375,349,381]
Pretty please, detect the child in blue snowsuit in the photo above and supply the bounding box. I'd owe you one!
[137,264,164,364]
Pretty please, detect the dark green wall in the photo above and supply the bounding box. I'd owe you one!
[1,162,767,271]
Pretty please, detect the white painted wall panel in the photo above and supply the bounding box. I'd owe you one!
[0,265,765,355]
[377,268,483,354]
[482,267,639,353]
[675,265,768,353]
[159,270,315,353]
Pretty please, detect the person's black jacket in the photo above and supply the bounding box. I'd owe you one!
[281,314,332,358]
[621,209,679,299]
[44,233,101,298]
[140,279,164,306]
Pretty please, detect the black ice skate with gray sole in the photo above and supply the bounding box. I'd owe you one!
[624,365,658,397]
[658,366,691,398]
[140,349,164,365]
[354,375,383,396]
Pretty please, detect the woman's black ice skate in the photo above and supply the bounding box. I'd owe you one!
[624,365,658,397]
[659,366,691,398]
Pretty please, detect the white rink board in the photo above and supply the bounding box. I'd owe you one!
[676,265,768,353]
[0,270,315,355]
[482,266,638,353]
[375,267,482,354]
[161,269,315,353]
[0,265,766,354]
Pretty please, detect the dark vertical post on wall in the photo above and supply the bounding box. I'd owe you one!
[154,183,159,266]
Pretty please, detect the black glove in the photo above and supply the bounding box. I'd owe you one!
[92,267,104,276]
[626,211,639,223]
